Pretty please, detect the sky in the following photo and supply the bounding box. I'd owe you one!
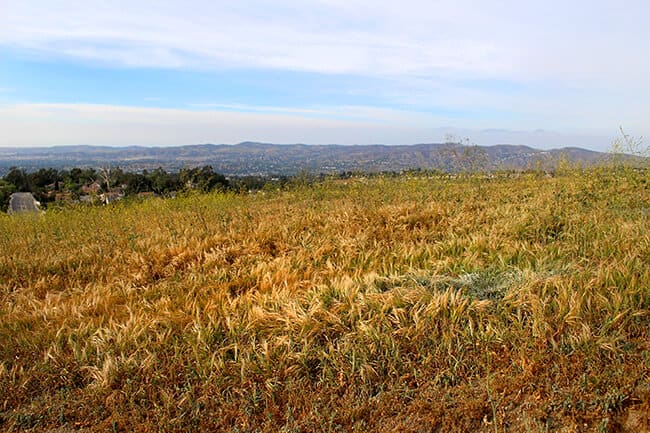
[0,0,648,151]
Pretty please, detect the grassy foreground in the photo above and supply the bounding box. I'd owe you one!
[1,171,649,432]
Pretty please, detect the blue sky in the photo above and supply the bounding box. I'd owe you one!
[1,0,649,150]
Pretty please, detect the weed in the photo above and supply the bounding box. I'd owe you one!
[1,171,649,431]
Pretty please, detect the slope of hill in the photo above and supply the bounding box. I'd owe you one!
[1,170,649,432]
[0,142,609,175]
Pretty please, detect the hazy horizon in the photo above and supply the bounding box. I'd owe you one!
[0,135,613,152]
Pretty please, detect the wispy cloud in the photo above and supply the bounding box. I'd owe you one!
[0,103,614,150]
[3,0,648,88]
[0,1,647,148]
[185,102,449,124]
[186,103,329,116]
[0,1,498,76]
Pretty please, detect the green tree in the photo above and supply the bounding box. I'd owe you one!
[149,168,180,195]
[180,166,228,192]
[0,179,16,212]
[122,172,152,195]
[4,167,32,192]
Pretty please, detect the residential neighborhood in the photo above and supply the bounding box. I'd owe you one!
[0,165,230,213]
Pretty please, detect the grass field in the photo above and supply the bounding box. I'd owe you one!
[1,170,649,432]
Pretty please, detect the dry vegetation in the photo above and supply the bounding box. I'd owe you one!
[1,169,649,432]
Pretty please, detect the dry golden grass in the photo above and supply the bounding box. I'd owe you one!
[1,171,649,432]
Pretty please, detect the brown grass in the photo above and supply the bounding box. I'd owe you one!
[1,171,649,432]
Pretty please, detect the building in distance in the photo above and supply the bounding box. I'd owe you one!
[8,192,40,214]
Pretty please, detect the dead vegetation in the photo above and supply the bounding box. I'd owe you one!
[0,170,649,432]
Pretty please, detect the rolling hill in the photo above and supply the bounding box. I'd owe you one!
[0,142,608,176]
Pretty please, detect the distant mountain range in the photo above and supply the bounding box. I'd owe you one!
[0,142,612,176]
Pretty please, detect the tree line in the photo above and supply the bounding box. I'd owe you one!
[0,166,295,212]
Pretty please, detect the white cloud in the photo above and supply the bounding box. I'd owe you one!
[0,103,616,150]
[1,1,648,147]
[3,0,648,88]
[184,102,452,125]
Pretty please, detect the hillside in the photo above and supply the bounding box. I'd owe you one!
[1,170,649,432]
[0,142,607,176]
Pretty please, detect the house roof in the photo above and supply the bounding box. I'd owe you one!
[8,192,40,214]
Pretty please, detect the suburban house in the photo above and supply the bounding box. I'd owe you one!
[100,191,124,204]
[54,192,72,202]
[81,182,102,194]
[8,192,40,214]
